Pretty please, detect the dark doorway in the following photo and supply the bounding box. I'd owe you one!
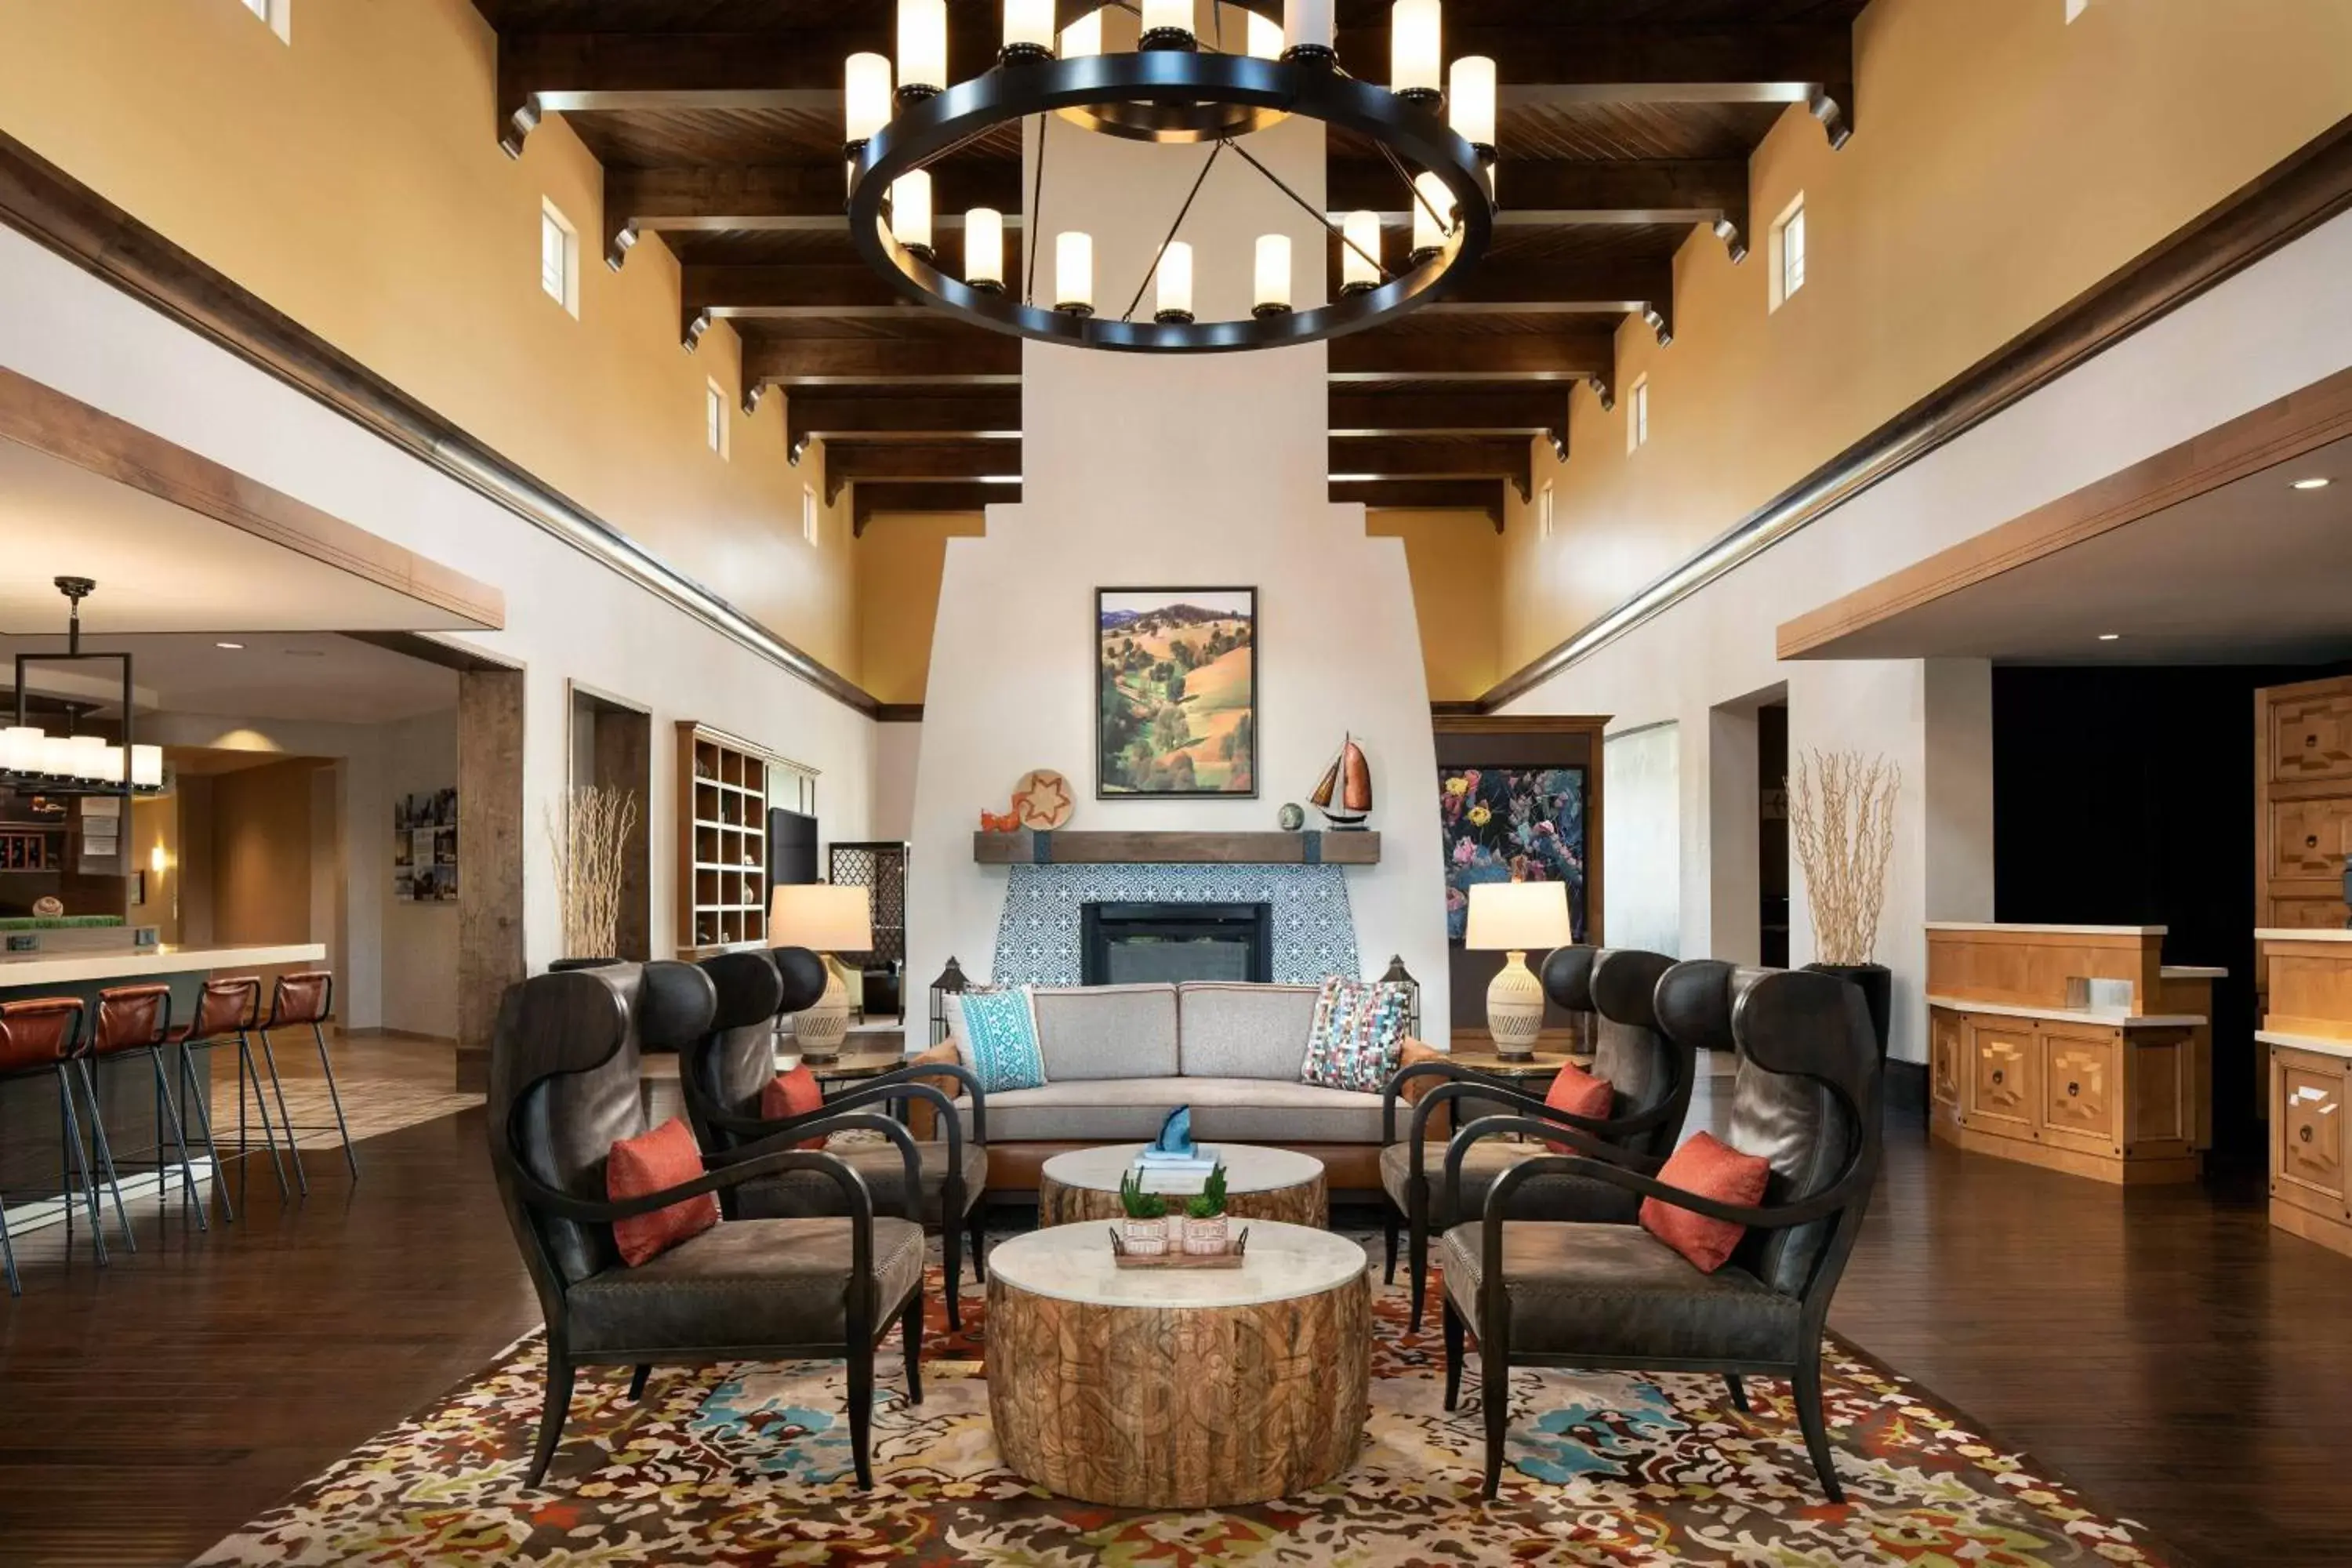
[1759,701,1789,969]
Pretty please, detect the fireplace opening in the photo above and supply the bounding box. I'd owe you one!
[1080,902,1274,986]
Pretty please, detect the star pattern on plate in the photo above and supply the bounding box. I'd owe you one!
[1011,769,1074,829]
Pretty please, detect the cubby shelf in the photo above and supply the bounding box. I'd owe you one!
[676,722,779,957]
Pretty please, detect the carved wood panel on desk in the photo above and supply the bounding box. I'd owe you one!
[2259,677,2352,935]
[1965,1022,2037,1134]
[1935,1007,2207,1185]
[2038,1027,2119,1156]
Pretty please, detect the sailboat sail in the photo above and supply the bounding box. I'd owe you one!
[1310,736,1371,829]
[1308,751,1342,809]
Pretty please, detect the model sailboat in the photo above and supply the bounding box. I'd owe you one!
[1308,735,1374,830]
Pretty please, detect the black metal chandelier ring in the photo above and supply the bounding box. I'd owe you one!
[847,52,1495,355]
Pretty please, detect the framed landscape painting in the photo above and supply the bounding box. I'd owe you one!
[1096,587,1258,797]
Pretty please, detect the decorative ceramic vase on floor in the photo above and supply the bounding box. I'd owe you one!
[1122,1218,1169,1256]
[1181,1215,1229,1254]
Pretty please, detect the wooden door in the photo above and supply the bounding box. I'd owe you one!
[2272,1047,2349,1221]
[1965,1020,2037,1134]
[2040,1026,2122,1154]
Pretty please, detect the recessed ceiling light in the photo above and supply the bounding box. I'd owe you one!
[215,641,245,650]
[2292,477,2332,490]
[2098,633,2122,641]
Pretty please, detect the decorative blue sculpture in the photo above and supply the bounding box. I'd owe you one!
[1152,1105,1195,1160]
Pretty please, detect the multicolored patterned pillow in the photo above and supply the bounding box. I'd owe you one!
[1300,976,1413,1093]
[952,985,1048,1094]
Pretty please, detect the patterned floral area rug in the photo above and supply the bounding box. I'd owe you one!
[197,1245,2176,1566]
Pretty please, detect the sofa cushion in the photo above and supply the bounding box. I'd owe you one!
[1177,982,1319,1079]
[1030,984,1178,1081]
[953,987,1047,1092]
[958,1075,1387,1145]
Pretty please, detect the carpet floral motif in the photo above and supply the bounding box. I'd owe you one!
[197,1248,2176,1566]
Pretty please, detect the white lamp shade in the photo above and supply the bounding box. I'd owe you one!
[1004,0,1056,53]
[1247,9,1283,57]
[1464,880,1573,952]
[1411,169,1456,254]
[1060,7,1102,56]
[844,52,893,142]
[1285,0,1335,53]
[1,727,42,771]
[890,169,933,251]
[1056,230,1094,310]
[1391,0,1441,96]
[38,736,75,775]
[965,206,1005,285]
[99,746,125,784]
[1156,239,1193,317]
[1341,209,1382,289]
[1254,232,1292,310]
[1141,0,1192,38]
[1450,54,1496,147]
[769,883,874,952]
[898,0,948,92]
[66,735,106,780]
[132,744,163,789]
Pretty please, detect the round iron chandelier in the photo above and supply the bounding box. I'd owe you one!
[843,1,1501,354]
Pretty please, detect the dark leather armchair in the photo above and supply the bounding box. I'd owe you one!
[680,947,992,1331]
[488,960,927,1490]
[1437,964,1882,1501]
[1377,946,1687,1329]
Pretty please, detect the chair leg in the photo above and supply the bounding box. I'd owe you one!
[1382,1207,1400,1285]
[1794,1347,1844,1503]
[967,1205,987,1284]
[847,1338,877,1490]
[311,1022,359,1178]
[1725,1372,1749,1414]
[180,1047,235,1224]
[528,1356,576,1486]
[1480,1327,1509,1500]
[626,1365,652,1401]
[1408,1220,1429,1333]
[148,1047,208,1231]
[256,1030,308,1196]
[0,1154,19,1297]
[73,1061,136,1252]
[1441,1298,1465,1412]
[941,1177,964,1334]
[902,1289,924,1405]
[237,1037,292,1200]
[57,1069,107,1265]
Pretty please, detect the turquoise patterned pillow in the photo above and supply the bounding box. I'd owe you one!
[954,986,1047,1093]
[1299,976,1412,1093]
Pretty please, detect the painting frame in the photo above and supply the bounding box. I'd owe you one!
[1439,762,1591,946]
[1094,586,1260,800]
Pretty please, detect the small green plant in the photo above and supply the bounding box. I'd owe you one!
[1184,1163,1229,1221]
[1119,1168,1168,1220]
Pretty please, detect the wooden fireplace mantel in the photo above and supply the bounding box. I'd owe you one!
[971,830,1381,866]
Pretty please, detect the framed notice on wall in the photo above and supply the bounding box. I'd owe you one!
[394,788,458,903]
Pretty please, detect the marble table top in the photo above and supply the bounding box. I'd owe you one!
[988,1218,1369,1309]
[1040,1142,1325,1198]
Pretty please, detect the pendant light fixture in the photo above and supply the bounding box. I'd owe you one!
[1341,210,1383,296]
[965,206,1006,290]
[1391,0,1443,105]
[1155,240,1195,324]
[1254,234,1294,317]
[890,169,935,262]
[897,0,948,100]
[1055,230,1094,316]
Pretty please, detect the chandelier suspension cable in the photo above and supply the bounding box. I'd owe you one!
[1376,135,1456,240]
[1222,134,1393,285]
[1022,111,1051,306]
[1119,140,1225,322]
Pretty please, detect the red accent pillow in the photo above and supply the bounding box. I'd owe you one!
[1640,1132,1773,1274]
[760,1065,827,1150]
[1541,1062,1616,1152]
[607,1116,719,1268]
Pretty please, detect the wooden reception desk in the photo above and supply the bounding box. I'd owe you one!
[2257,928,2352,1259]
[1926,924,2213,1185]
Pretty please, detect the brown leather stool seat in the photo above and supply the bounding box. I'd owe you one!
[0,996,131,1291]
[164,975,292,1214]
[90,983,210,1232]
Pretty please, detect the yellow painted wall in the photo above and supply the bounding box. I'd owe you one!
[855,511,990,706]
[0,0,861,677]
[1501,0,2352,679]
[129,793,180,944]
[1365,510,1504,702]
[210,757,320,946]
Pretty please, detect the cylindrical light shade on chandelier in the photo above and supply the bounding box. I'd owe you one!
[99,746,125,785]
[1055,230,1094,314]
[64,735,105,781]
[132,744,163,789]
[1003,0,1056,58]
[1140,0,1194,45]
[1285,0,1336,57]
[1391,0,1442,100]
[1341,209,1383,292]
[844,53,893,144]
[1254,233,1293,314]
[898,0,948,96]
[0,728,40,772]
[1247,9,1283,57]
[965,207,1005,288]
[1450,54,1496,149]
[889,170,934,255]
[1060,8,1102,56]
[1411,169,1456,259]
[1155,240,1194,321]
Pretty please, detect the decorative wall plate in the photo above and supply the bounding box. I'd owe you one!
[1013,769,1076,829]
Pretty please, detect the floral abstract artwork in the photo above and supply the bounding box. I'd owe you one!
[1097,587,1257,797]
[1441,765,1588,942]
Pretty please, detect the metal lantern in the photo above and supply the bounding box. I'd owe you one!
[1380,953,1421,1040]
[928,955,970,1047]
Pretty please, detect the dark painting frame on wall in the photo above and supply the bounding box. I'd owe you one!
[1440,764,1589,944]
[1095,586,1259,799]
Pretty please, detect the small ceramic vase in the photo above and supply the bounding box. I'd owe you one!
[1121,1217,1170,1256]
[1181,1214,1230,1255]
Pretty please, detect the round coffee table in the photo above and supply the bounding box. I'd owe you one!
[1036,1142,1327,1229]
[985,1219,1370,1507]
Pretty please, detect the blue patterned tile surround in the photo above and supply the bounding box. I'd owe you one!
[991,863,1363,985]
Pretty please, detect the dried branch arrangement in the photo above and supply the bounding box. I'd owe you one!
[549,785,639,960]
[1788,750,1900,967]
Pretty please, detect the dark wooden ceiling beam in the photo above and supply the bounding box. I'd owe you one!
[1330,478,1508,532]
[1330,435,1533,500]
[1429,256,1675,345]
[1331,157,1751,260]
[787,392,1022,460]
[681,263,920,346]
[604,162,1026,269]
[1330,389,1568,459]
[852,480,1014,535]
[822,440,1021,503]
[743,334,1024,388]
[1328,330,1617,404]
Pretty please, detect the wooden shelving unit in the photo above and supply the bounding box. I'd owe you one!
[676,723,774,957]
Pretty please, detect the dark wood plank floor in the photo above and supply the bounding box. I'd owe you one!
[3,1094,2349,1566]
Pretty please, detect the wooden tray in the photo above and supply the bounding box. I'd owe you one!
[1108,1225,1250,1269]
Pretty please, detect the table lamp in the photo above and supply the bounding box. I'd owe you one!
[769,882,873,1062]
[1465,880,1573,1061]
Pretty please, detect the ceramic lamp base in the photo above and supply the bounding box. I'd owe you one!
[793,964,851,1063]
[1485,949,1544,1061]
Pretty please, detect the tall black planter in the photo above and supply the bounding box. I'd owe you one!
[547,957,622,973]
[1805,962,1892,1061]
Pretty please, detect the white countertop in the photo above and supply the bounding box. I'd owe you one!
[1925,923,2166,936]
[2161,965,2230,980]
[2256,928,2352,944]
[989,1218,1368,1309]
[2259,1029,2352,1060]
[0,942,326,989]
[1927,996,2205,1029]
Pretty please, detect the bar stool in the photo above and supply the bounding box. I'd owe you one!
[257,970,358,1189]
[163,976,289,1221]
[89,985,207,1231]
[0,997,129,1293]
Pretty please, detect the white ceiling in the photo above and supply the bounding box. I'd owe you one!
[0,633,457,726]
[0,437,485,636]
[1792,436,2352,665]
